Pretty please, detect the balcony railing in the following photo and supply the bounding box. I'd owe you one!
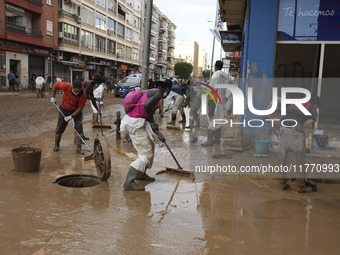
[28,0,43,6]
[6,23,42,38]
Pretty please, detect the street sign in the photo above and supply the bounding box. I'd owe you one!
[233,51,241,58]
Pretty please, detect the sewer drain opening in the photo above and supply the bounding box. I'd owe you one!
[55,174,101,188]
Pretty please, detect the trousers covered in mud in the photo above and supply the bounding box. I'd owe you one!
[55,106,83,135]
[121,115,155,172]
[278,127,306,185]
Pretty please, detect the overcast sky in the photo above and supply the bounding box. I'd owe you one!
[153,0,224,65]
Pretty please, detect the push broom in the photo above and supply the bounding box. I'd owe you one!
[156,140,192,178]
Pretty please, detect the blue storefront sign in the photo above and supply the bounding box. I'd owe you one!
[277,0,340,41]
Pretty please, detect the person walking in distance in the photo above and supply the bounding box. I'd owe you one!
[35,74,46,98]
[7,70,15,92]
[50,79,87,154]
[121,79,172,191]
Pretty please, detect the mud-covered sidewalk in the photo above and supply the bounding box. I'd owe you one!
[1,90,340,255]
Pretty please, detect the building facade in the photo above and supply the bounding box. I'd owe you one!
[0,0,58,88]
[219,0,340,136]
[174,40,201,77]
[55,0,144,82]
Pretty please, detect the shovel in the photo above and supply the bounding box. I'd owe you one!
[53,103,94,160]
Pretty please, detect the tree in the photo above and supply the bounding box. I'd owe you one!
[202,70,211,78]
[174,62,193,80]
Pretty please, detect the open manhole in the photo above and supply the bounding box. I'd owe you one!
[55,174,101,188]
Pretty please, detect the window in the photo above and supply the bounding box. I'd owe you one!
[63,23,79,41]
[47,0,53,5]
[81,8,94,26]
[96,36,106,52]
[81,30,93,49]
[107,40,116,55]
[96,17,106,30]
[107,18,115,34]
[96,0,106,8]
[108,0,116,13]
[117,23,125,38]
[63,1,78,15]
[126,28,132,41]
[46,20,53,36]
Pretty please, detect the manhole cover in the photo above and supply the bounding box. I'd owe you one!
[55,174,101,188]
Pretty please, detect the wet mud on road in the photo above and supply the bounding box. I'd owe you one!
[1,91,340,254]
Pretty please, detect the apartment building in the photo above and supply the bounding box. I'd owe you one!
[55,0,144,82]
[149,5,176,80]
[0,0,58,88]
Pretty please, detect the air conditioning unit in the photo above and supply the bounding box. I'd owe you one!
[117,53,120,58]
[58,32,63,38]
[107,29,114,35]
[77,16,82,23]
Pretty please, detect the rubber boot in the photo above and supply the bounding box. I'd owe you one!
[76,136,84,155]
[136,171,155,182]
[81,134,90,140]
[92,113,98,124]
[201,130,214,146]
[168,112,176,125]
[124,167,145,191]
[53,134,62,152]
[296,178,313,193]
[213,128,221,144]
[179,112,186,123]
[279,178,290,190]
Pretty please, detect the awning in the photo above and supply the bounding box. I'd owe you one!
[61,60,78,66]
[118,4,128,13]
[218,0,246,29]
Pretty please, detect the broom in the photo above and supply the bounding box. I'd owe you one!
[156,140,191,178]
[54,103,94,161]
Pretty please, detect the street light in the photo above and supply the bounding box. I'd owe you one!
[207,20,215,78]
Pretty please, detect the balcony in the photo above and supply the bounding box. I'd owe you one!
[6,22,42,38]
[168,40,175,48]
[6,0,42,14]
[159,24,168,32]
[158,35,167,42]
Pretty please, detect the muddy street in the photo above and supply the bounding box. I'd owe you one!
[1,91,340,255]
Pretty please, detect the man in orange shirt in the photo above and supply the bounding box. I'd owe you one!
[51,80,87,154]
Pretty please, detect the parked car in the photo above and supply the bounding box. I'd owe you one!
[114,75,142,97]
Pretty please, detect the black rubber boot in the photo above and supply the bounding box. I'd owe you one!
[168,113,177,125]
[179,112,186,123]
[213,128,221,144]
[53,134,62,152]
[124,167,145,191]
[81,134,90,140]
[201,130,214,146]
[76,136,84,155]
[92,113,98,124]
[136,172,155,182]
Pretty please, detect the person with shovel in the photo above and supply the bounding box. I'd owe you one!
[51,79,87,154]
[121,79,172,191]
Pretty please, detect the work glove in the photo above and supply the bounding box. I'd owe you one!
[64,115,72,122]
[97,109,102,118]
[96,97,101,102]
[51,97,56,104]
[157,132,166,143]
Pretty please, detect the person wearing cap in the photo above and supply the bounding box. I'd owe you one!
[201,60,229,146]
[50,80,87,154]
[121,79,172,191]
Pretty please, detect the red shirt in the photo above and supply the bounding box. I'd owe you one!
[56,82,86,111]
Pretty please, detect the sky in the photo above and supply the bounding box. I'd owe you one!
[153,0,224,67]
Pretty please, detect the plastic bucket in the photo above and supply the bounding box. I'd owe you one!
[255,139,271,154]
[12,145,42,172]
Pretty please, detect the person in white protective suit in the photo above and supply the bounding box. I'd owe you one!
[201,60,231,146]
[90,83,105,123]
[120,79,172,191]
